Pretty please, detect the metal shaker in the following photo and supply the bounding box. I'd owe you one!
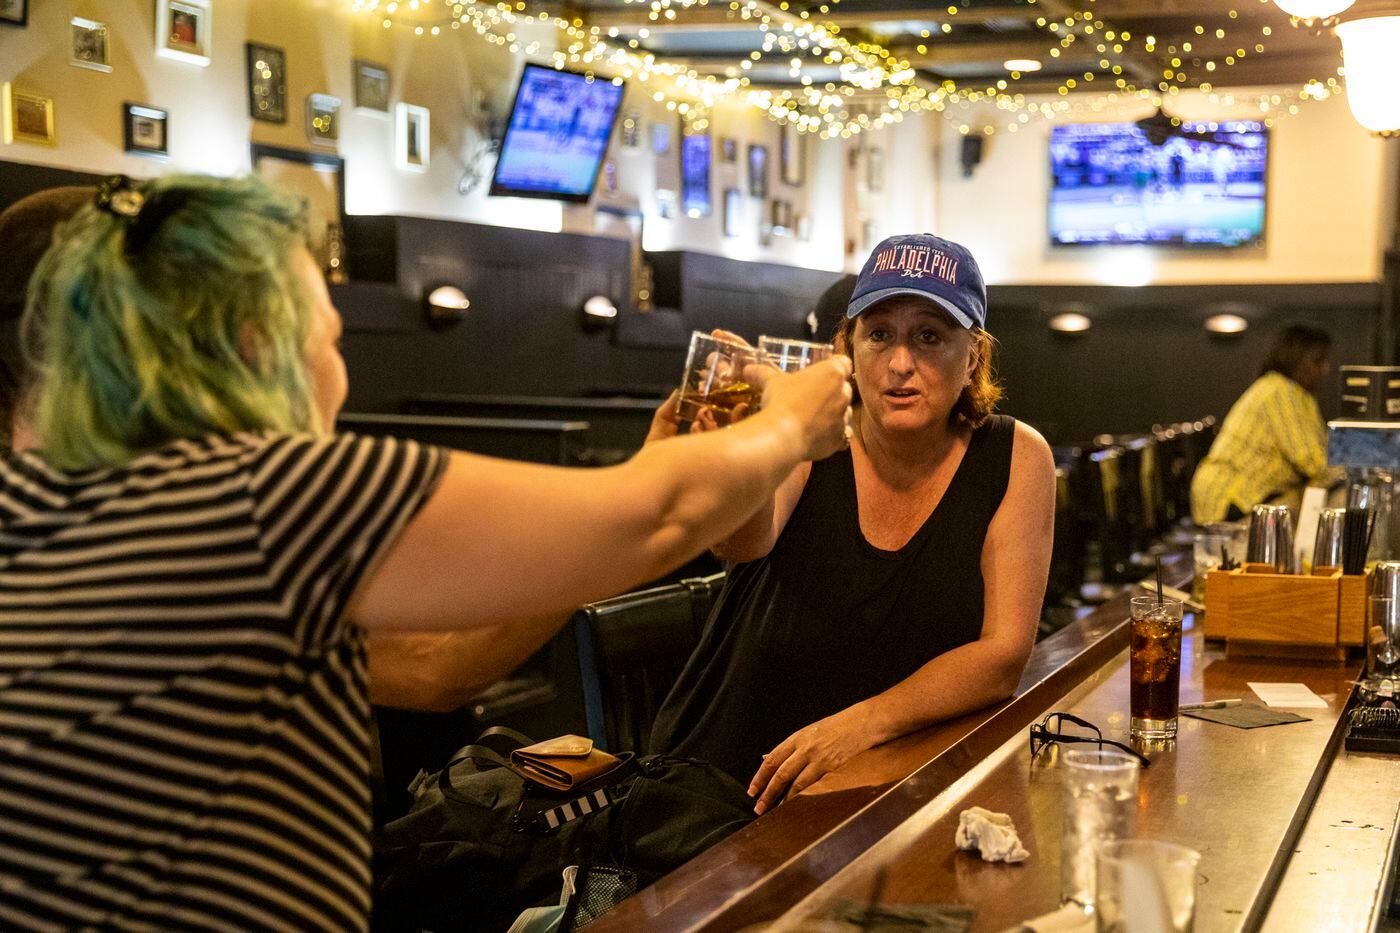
[1367,562,1400,691]
[1312,507,1347,572]
[1248,504,1295,574]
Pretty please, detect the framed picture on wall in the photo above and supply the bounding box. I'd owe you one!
[307,94,340,146]
[651,121,671,155]
[781,122,805,187]
[156,0,211,66]
[656,189,677,220]
[867,146,885,193]
[123,102,169,156]
[771,198,793,235]
[747,143,768,199]
[681,130,711,218]
[619,109,641,148]
[396,102,430,172]
[245,43,286,123]
[2,83,55,146]
[0,0,27,27]
[723,187,742,238]
[353,60,390,113]
[70,18,112,72]
[251,143,346,278]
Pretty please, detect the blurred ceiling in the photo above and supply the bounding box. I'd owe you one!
[544,0,1344,95]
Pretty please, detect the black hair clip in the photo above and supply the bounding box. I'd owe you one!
[95,174,145,219]
[95,175,191,256]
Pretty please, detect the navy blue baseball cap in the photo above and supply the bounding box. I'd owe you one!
[846,233,987,330]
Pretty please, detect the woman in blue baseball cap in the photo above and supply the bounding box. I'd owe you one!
[649,233,1056,814]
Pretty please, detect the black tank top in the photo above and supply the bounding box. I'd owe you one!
[650,414,1016,784]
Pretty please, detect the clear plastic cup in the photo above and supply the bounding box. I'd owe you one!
[1095,839,1201,932]
[1060,748,1141,910]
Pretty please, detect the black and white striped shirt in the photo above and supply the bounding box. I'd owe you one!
[0,432,447,932]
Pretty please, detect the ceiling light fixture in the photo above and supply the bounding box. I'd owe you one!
[1204,313,1249,334]
[1271,0,1355,21]
[1003,58,1043,72]
[1336,3,1400,137]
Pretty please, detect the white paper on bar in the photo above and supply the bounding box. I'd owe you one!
[1247,682,1329,709]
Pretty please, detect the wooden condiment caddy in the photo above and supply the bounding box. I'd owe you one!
[1203,566,1367,659]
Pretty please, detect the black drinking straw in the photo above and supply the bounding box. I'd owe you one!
[1156,555,1164,607]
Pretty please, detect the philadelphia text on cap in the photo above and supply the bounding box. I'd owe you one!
[869,246,960,285]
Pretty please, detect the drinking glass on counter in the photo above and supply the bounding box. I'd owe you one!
[1367,594,1400,700]
[1129,596,1183,740]
[757,336,833,373]
[676,331,768,426]
[1095,840,1201,933]
[1060,749,1140,910]
[1191,532,1227,605]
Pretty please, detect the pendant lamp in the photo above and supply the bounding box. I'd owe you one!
[1336,1,1400,136]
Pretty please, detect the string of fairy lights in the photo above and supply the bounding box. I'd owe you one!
[347,0,1346,138]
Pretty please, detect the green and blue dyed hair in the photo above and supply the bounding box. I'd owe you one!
[24,174,319,470]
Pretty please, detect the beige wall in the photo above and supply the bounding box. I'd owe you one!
[856,87,1394,282]
[0,0,845,269]
[2,2,1392,283]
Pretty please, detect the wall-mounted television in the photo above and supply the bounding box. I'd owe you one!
[1048,120,1268,248]
[490,64,626,202]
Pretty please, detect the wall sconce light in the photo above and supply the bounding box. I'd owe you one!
[1204,313,1249,335]
[581,294,619,331]
[425,285,470,326]
[1049,312,1093,334]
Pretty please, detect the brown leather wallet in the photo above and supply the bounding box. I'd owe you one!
[510,736,623,792]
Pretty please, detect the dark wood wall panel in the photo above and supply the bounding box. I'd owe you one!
[989,282,1377,444]
[339,217,846,411]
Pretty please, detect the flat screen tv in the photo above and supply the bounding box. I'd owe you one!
[681,131,711,217]
[490,64,626,202]
[1048,120,1268,247]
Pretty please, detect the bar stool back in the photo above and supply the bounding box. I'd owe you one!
[573,577,720,754]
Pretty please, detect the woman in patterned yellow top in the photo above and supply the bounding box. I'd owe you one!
[1190,324,1332,523]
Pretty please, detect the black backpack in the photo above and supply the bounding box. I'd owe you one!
[372,728,753,932]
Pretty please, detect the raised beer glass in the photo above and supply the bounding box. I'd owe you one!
[676,331,767,426]
[757,336,833,373]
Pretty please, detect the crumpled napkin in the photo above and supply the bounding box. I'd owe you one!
[954,806,1030,864]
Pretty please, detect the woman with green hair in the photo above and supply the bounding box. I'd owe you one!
[0,173,852,932]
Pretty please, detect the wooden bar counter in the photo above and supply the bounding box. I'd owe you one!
[590,559,1394,932]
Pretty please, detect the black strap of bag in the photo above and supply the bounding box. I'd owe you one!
[514,752,639,833]
[418,726,640,834]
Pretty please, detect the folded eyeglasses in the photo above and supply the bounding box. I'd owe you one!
[1029,711,1151,768]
